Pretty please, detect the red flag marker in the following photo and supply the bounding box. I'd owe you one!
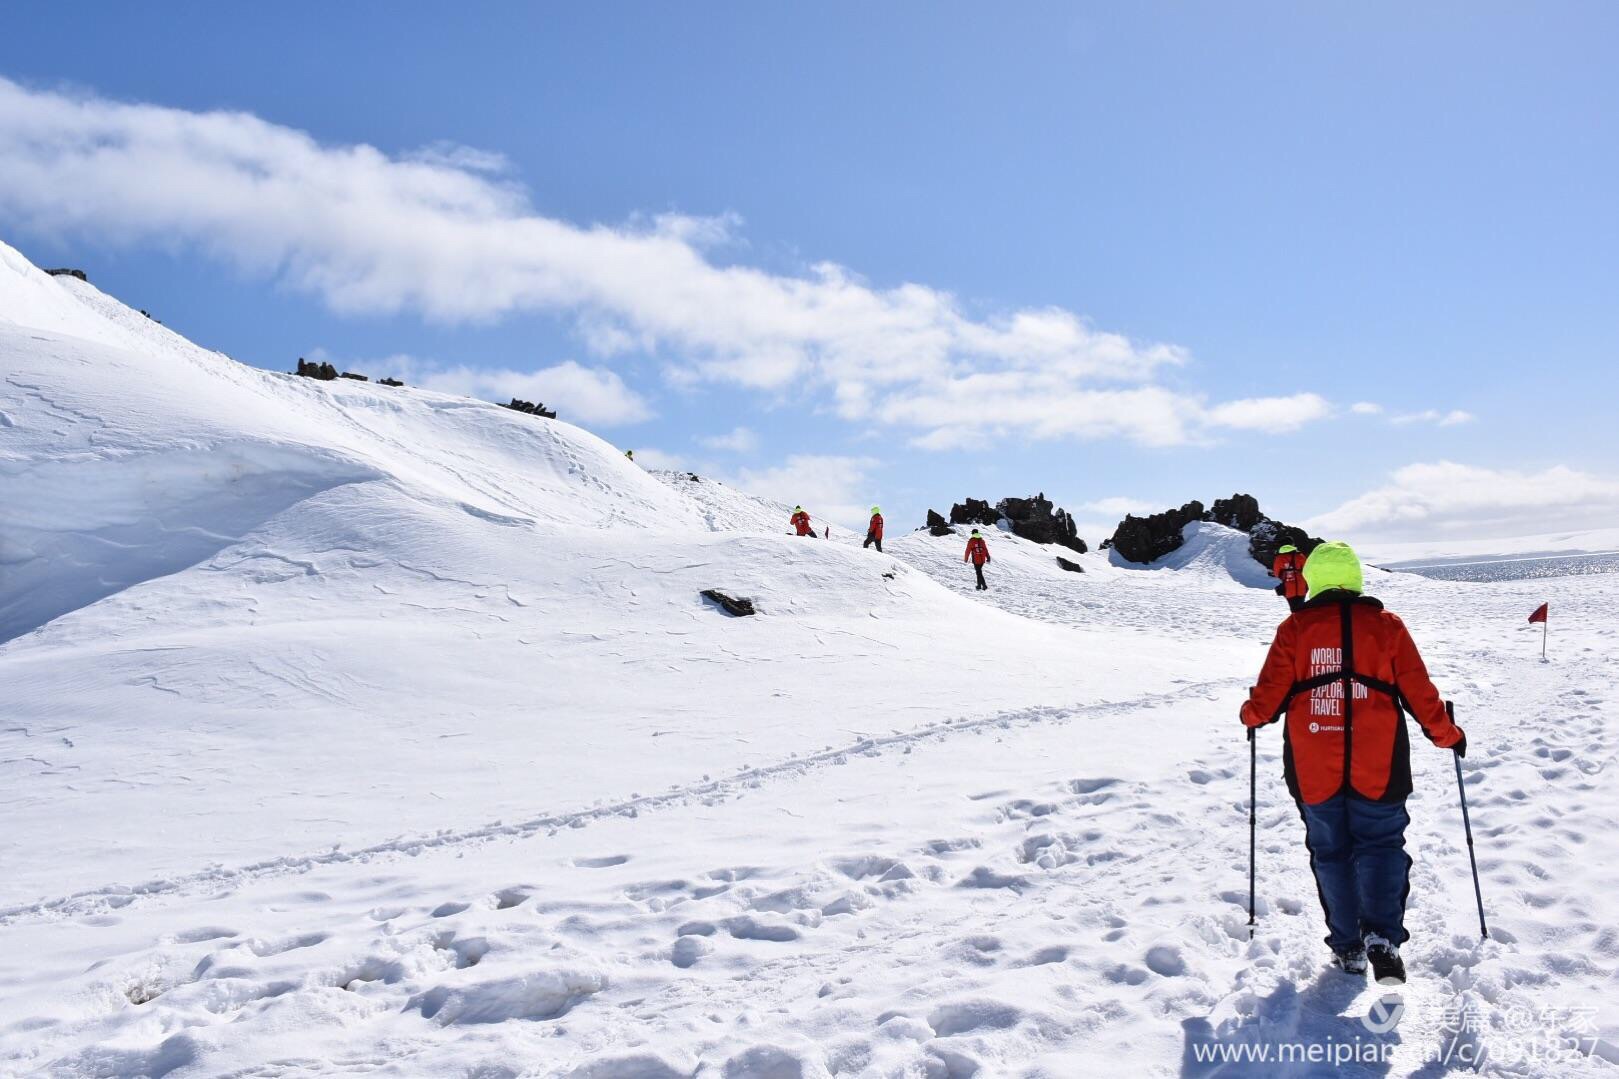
[1528,602,1548,658]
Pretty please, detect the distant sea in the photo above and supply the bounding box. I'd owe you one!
[1384,551,1619,583]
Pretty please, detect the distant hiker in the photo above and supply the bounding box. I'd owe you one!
[1271,543,1308,611]
[624,449,635,462]
[1241,541,1467,985]
[790,506,816,537]
[862,506,884,553]
[964,529,991,590]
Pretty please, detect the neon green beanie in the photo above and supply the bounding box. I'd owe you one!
[1303,541,1363,599]
[1277,544,1298,554]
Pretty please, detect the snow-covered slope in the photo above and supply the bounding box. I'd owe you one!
[0,241,1200,903]
[3,242,1616,1076]
[649,468,812,537]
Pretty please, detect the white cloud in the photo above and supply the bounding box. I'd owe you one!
[726,455,877,528]
[404,141,512,175]
[0,76,1336,450]
[369,354,652,425]
[1304,461,1619,541]
[697,426,759,454]
[1078,496,1157,517]
[1204,393,1331,433]
[1390,408,1475,427]
[1350,401,1383,415]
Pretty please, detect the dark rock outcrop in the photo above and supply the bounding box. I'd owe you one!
[925,509,956,537]
[1055,556,1085,573]
[503,398,557,419]
[701,589,755,617]
[45,268,87,281]
[295,358,339,381]
[998,494,1087,554]
[1109,500,1205,565]
[339,371,369,382]
[1107,494,1322,569]
[378,377,405,387]
[942,494,1087,552]
[1207,493,1263,533]
[949,499,999,527]
[1248,518,1323,569]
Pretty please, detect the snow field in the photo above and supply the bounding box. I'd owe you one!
[1,240,1616,1075]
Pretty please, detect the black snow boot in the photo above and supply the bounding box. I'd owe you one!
[1331,945,1367,976]
[1364,934,1405,986]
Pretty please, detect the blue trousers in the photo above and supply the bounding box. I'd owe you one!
[1297,794,1412,951]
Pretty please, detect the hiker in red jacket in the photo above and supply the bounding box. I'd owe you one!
[964,529,991,591]
[1271,544,1308,611]
[1240,541,1466,985]
[862,506,884,552]
[790,506,816,537]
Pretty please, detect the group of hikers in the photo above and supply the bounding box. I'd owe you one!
[790,506,991,589]
[785,503,1467,986]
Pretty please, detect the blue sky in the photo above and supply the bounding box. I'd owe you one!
[2,3,1616,541]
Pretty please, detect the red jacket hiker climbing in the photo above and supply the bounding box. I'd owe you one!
[862,507,884,552]
[790,508,813,536]
[1272,547,1308,605]
[964,536,990,566]
[1242,587,1464,805]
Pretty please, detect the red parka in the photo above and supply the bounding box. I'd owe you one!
[1271,550,1308,599]
[1241,593,1463,804]
[868,513,884,540]
[790,510,813,536]
[964,536,990,566]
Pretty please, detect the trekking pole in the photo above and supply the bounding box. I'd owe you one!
[1448,701,1489,941]
[1248,727,1257,940]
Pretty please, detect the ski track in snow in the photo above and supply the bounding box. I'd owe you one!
[1,243,1616,1075]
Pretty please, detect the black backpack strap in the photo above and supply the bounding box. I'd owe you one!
[1340,601,1356,791]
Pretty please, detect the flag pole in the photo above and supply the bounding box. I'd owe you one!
[1542,617,1548,660]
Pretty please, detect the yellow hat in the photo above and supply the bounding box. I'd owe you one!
[1303,541,1363,599]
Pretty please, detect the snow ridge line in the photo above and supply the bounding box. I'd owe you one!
[1,678,1243,924]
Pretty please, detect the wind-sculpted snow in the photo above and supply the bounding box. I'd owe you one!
[1,240,1615,1074]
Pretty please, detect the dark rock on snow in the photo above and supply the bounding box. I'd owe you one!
[925,509,956,537]
[378,377,405,387]
[942,495,1087,552]
[1055,556,1085,573]
[295,358,339,381]
[45,268,88,281]
[1107,493,1321,568]
[997,493,1087,554]
[1207,493,1263,533]
[503,398,557,419]
[1248,518,1323,569]
[1109,500,1205,565]
[948,499,1000,527]
[701,590,755,617]
[339,371,369,382]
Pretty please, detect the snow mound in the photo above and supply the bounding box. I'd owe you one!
[1109,522,1275,589]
